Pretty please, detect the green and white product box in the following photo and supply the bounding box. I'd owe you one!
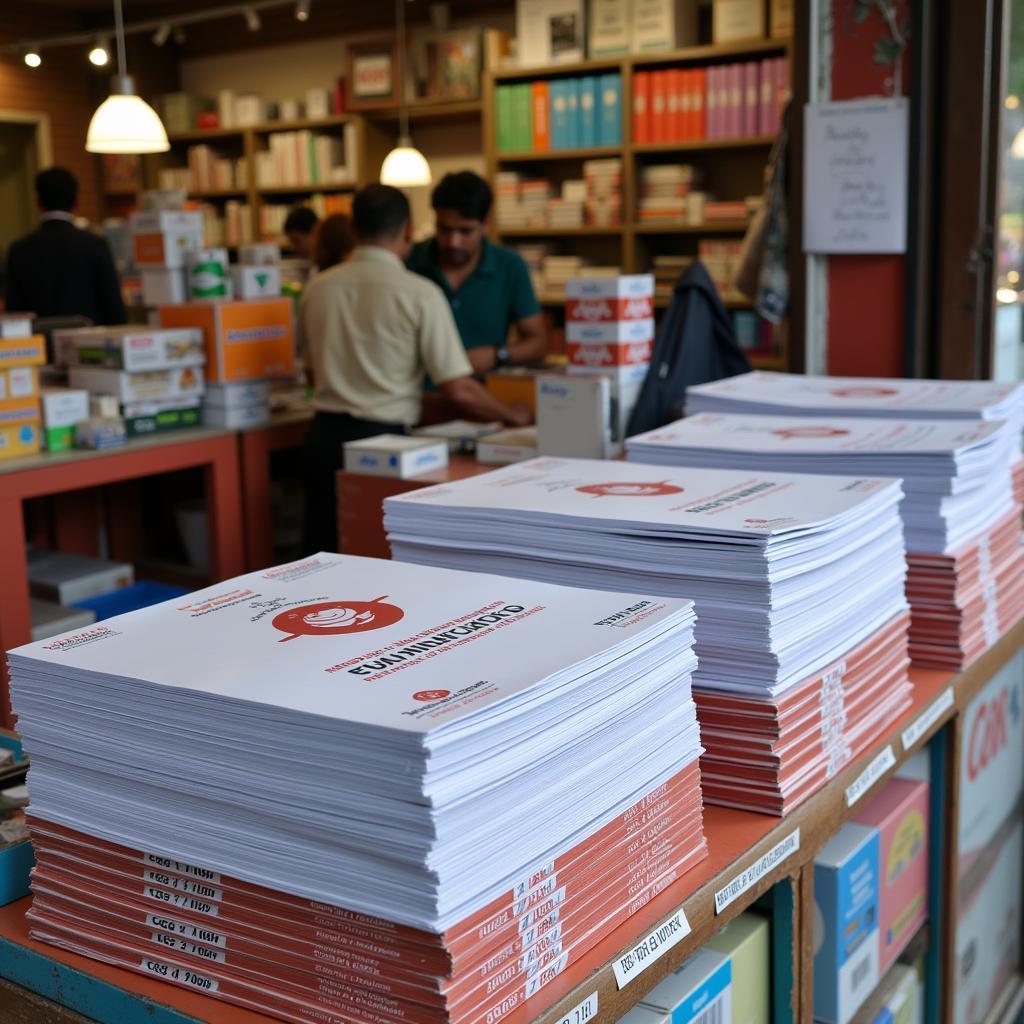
[201,401,271,429]
[187,248,231,299]
[231,264,282,299]
[40,388,90,452]
[55,326,205,372]
[122,400,202,437]
[203,380,271,410]
[68,365,205,405]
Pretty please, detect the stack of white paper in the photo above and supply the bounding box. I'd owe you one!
[10,553,705,1024]
[384,457,912,815]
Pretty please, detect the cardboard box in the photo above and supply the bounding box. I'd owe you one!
[485,366,547,415]
[632,0,700,52]
[230,265,282,300]
[958,651,1024,884]
[158,299,295,383]
[55,326,205,372]
[814,822,881,1024]
[411,420,504,454]
[0,366,38,407]
[713,0,766,43]
[130,210,204,235]
[566,318,655,345]
[0,421,41,459]
[566,293,655,321]
[568,339,653,369]
[27,550,134,605]
[589,0,633,55]
[956,817,1022,1024]
[852,779,929,976]
[476,427,539,465]
[565,273,654,299]
[238,243,281,266]
[537,373,612,460]
[343,434,448,478]
[40,388,90,452]
[68,365,205,405]
[123,402,202,437]
[141,267,187,306]
[187,249,231,300]
[871,962,922,1024]
[0,335,45,368]
[201,402,271,430]
[30,599,97,642]
[203,380,271,409]
[0,313,34,339]
[130,211,204,270]
[706,913,770,1024]
[640,946,732,1022]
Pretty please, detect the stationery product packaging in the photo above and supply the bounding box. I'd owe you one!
[343,434,449,478]
[68,365,205,406]
[476,427,540,465]
[55,326,205,372]
[26,550,134,605]
[40,389,90,452]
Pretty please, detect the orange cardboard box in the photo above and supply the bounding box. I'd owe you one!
[0,365,39,413]
[158,299,294,383]
[0,334,46,368]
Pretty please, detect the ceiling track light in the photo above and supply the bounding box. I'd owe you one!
[244,7,261,31]
[152,22,171,46]
[89,36,110,66]
[23,47,41,68]
[295,0,312,21]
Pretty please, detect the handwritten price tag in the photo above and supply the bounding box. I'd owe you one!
[612,908,690,988]
[714,829,800,914]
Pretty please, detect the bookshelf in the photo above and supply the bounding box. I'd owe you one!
[483,37,793,370]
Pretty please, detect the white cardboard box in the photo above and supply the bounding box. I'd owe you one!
[56,326,205,372]
[203,380,271,410]
[202,402,271,430]
[713,0,766,42]
[141,268,188,306]
[238,243,281,266]
[27,550,134,605]
[230,265,282,300]
[566,318,655,344]
[632,0,700,51]
[537,373,612,459]
[41,388,90,431]
[476,427,539,465]
[68,365,205,405]
[411,420,504,454]
[130,211,204,235]
[566,273,655,299]
[517,0,586,66]
[343,435,449,478]
[589,0,632,55]
[0,314,34,339]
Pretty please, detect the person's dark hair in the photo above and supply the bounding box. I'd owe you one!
[352,184,410,240]
[35,167,78,212]
[283,205,318,236]
[314,213,355,271]
[431,170,492,221]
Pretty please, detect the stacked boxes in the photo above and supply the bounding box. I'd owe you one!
[55,326,206,439]
[814,778,930,1024]
[0,330,46,459]
[131,210,204,307]
[565,274,654,446]
[158,299,294,428]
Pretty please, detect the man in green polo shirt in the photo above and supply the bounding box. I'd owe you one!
[408,171,547,376]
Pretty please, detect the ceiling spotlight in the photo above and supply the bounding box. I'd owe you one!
[24,49,42,68]
[89,37,110,66]
[152,22,171,46]
[295,0,312,21]
[173,25,186,44]
[244,7,261,30]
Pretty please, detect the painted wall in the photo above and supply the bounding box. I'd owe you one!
[825,1,910,378]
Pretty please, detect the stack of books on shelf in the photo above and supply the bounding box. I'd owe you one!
[653,255,694,301]
[495,173,552,229]
[157,147,247,194]
[11,553,708,1024]
[496,74,622,153]
[584,158,622,227]
[686,372,1024,670]
[196,202,253,248]
[384,456,912,816]
[638,164,702,223]
[698,240,744,301]
[633,58,788,145]
[254,126,357,189]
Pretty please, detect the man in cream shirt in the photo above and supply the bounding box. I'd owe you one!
[299,183,531,554]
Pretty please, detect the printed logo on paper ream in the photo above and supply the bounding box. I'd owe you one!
[968,684,1022,781]
[414,689,450,702]
[830,386,899,398]
[576,482,684,498]
[773,426,852,439]
[272,597,405,642]
[41,625,119,652]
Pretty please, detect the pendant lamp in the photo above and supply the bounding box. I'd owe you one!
[379,0,431,187]
[86,0,169,154]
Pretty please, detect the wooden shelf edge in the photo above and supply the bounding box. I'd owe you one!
[365,100,483,122]
[498,227,624,238]
[633,220,751,234]
[256,184,356,195]
[491,57,628,81]
[633,136,776,153]
[496,146,625,162]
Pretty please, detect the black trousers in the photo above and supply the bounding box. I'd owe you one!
[302,411,406,555]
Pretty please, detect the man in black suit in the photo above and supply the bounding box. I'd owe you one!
[5,167,125,325]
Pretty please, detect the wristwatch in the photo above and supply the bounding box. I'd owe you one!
[494,346,512,369]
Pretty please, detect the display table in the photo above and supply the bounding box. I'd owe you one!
[2,619,1020,1024]
[336,454,497,559]
[0,430,247,728]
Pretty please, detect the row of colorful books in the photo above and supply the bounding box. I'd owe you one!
[495,74,623,152]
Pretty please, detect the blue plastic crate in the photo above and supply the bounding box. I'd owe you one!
[72,581,191,621]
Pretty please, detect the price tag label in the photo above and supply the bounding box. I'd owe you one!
[612,908,690,988]
[555,991,598,1024]
[845,745,896,807]
[901,688,954,751]
[714,829,800,914]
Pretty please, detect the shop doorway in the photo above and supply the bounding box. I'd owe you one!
[0,113,51,301]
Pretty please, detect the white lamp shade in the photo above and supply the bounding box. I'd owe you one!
[86,93,169,154]
[380,143,432,187]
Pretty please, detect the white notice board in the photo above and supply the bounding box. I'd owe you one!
[803,97,909,254]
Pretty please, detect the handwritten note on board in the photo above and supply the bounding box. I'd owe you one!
[803,98,909,254]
